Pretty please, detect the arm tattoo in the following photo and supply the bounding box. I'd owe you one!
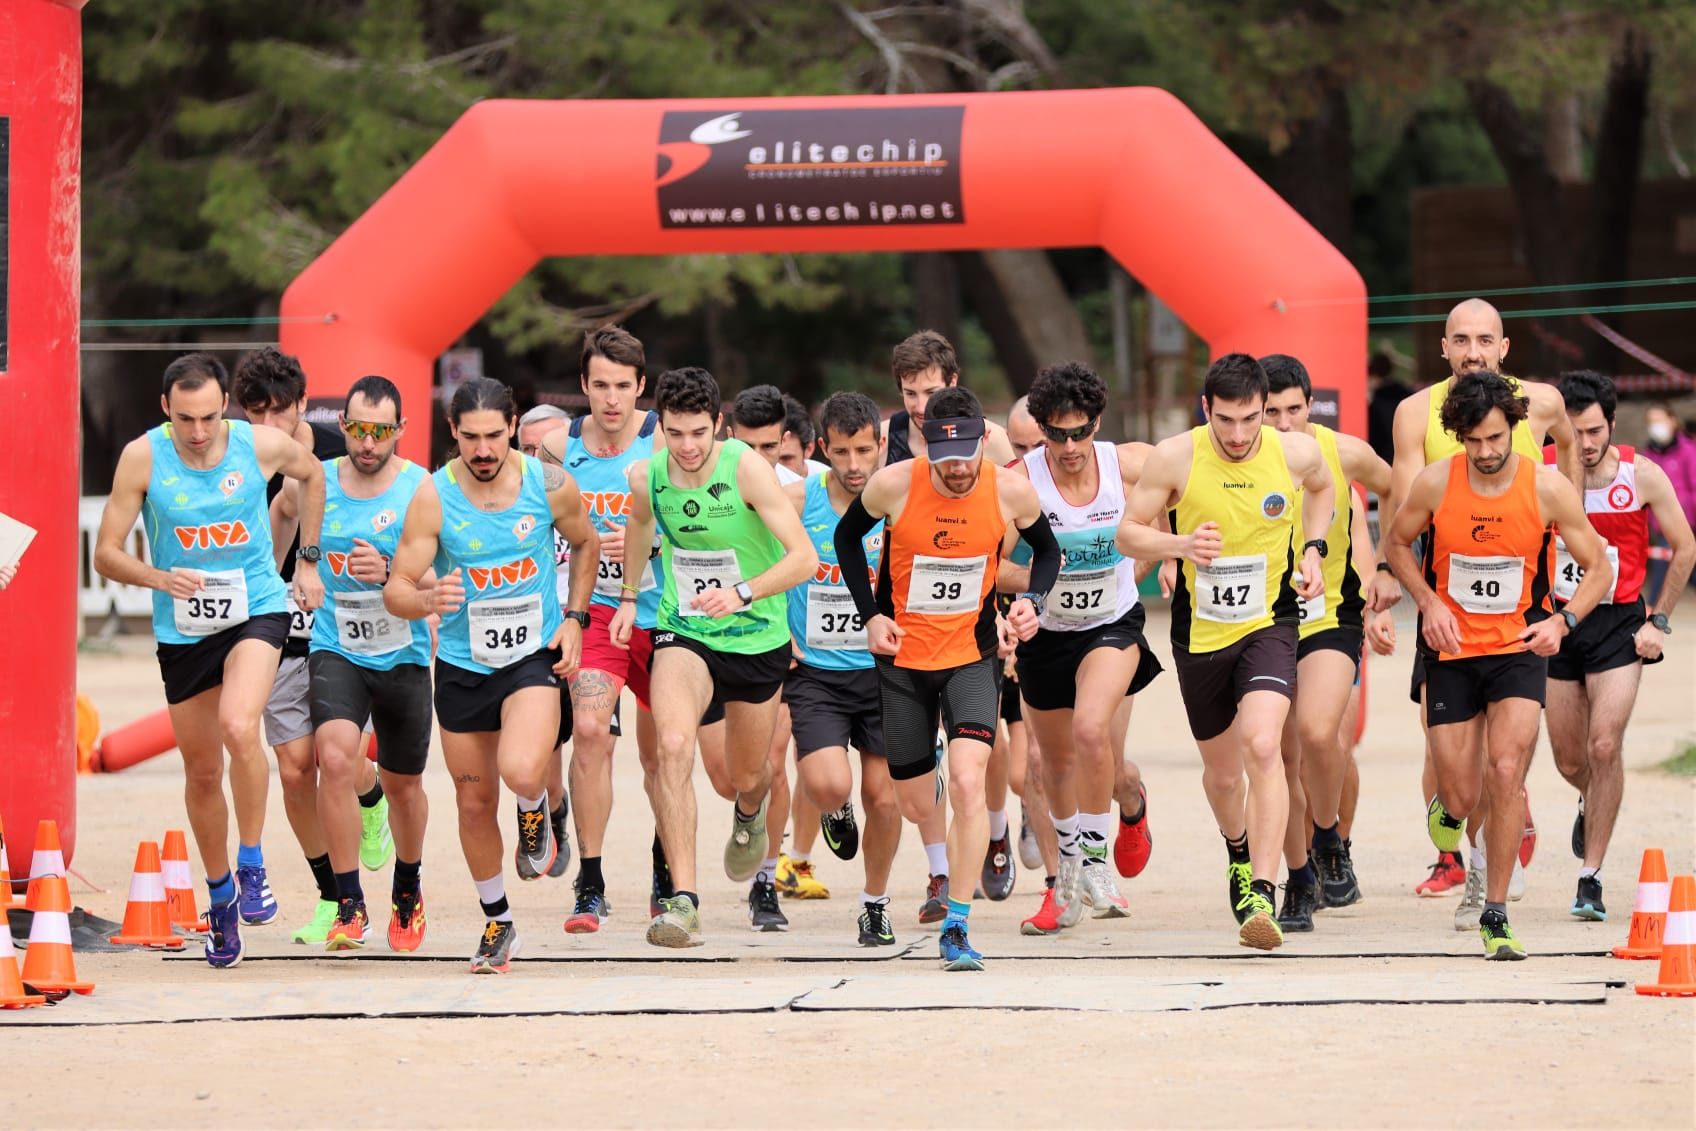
[542,462,569,492]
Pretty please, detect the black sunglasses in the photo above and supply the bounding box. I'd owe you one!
[1039,418,1098,443]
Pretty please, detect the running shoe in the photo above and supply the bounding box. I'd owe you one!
[359,794,395,872]
[1055,856,1085,928]
[647,894,704,949]
[1571,874,1606,921]
[1519,791,1537,867]
[388,889,426,952]
[1571,797,1586,860]
[236,864,278,925]
[918,873,949,924]
[858,897,895,946]
[1079,862,1130,919]
[470,919,519,973]
[938,924,984,971]
[1416,851,1466,896]
[724,797,768,882]
[1020,884,1064,936]
[564,883,611,935]
[1017,810,1042,871]
[1313,839,1362,907]
[291,898,338,945]
[821,803,859,861]
[1226,860,1254,921]
[1113,785,1153,878]
[980,833,1016,902]
[1509,857,1526,901]
[1454,867,1486,931]
[749,877,789,932]
[776,855,829,899]
[548,803,572,879]
[1426,796,1463,853]
[513,800,557,881]
[204,892,244,969]
[1479,909,1526,960]
[1235,889,1284,951]
[1276,878,1317,933]
[650,857,675,919]
[325,898,369,951]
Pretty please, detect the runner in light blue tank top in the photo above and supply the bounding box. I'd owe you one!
[789,472,882,671]
[311,458,432,669]
[145,418,288,644]
[432,454,564,675]
[567,410,663,628]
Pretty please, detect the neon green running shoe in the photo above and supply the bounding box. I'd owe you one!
[1480,911,1527,960]
[646,895,704,949]
[1427,796,1464,853]
[291,898,339,945]
[360,794,395,871]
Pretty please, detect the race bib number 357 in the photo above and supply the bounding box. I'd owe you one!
[173,570,250,637]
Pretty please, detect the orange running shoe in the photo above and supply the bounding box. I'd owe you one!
[1415,851,1466,897]
[1020,884,1065,935]
[1113,785,1153,878]
[325,898,369,951]
[388,889,425,952]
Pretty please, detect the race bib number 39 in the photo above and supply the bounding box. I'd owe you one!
[173,570,250,637]
[1447,554,1524,615]
[805,585,867,650]
[333,590,409,658]
[468,594,543,667]
[672,549,741,617]
[1195,555,1267,624]
[1049,567,1116,623]
[906,554,987,616]
[1553,537,1618,604]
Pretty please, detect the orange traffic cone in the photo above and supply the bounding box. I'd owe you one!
[0,931,44,1009]
[1637,874,1696,997]
[30,819,64,883]
[161,829,206,933]
[0,815,13,910]
[110,841,184,949]
[19,875,94,996]
[1614,848,1671,960]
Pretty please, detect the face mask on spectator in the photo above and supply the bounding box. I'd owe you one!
[1647,421,1675,446]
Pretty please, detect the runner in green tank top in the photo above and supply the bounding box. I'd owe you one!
[611,368,819,949]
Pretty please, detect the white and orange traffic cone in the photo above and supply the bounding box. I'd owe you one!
[20,874,94,997]
[0,931,44,1009]
[1613,848,1671,960]
[0,814,14,910]
[161,829,206,933]
[30,819,64,883]
[110,841,184,949]
[1636,874,1696,997]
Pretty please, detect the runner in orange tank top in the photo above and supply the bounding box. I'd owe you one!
[1387,372,1611,961]
[835,385,1060,971]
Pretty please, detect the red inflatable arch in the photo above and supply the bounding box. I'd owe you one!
[280,89,1365,457]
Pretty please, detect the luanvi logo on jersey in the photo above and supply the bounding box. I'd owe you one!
[1470,516,1502,544]
[174,521,251,550]
[658,107,965,230]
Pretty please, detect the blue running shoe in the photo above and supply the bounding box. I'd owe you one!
[236,865,278,925]
[205,894,245,968]
[938,924,984,972]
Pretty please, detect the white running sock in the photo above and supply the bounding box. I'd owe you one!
[789,850,810,865]
[987,809,1009,840]
[1580,866,1600,880]
[516,793,545,813]
[860,890,886,906]
[473,874,512,922]
[1051,811,1081,858]
[1078,811,1113,861]
[1471,842,1487,871]
[755,856,779,886]
[924,842,949,876]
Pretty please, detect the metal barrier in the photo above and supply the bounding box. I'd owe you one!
[78,496,154,618]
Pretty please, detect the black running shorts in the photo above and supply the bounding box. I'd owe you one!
[308,651,434,775]
[1296,626,1364,672]
[651,631,791,705]
[785,662,883,759]
[1015,605,1164,712]
[876,653,1002,782]
[1171,624,1297,742]
[156,612,290,705]
[1548,599,1657,681]
[1424,651,1548,727]
[434,648,561,734]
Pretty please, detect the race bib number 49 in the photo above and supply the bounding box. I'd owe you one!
[1553,538,1618,604]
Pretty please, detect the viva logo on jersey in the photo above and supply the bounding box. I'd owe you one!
[174,521,251,550]
[582,491,633,519]
[467,557,540,591]
[813,561,877,586]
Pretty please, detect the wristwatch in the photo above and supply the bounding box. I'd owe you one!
[563,610,591,630]
[295,545,321,564]
[1375,562,1393,573]
[1017,591,1046,617]
[734,581,755,608]
[1560,609,1580,632]
[1302,539,1328,559]
[1649,612,1672,634]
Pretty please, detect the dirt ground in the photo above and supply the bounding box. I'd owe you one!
[5,603,1695,1129]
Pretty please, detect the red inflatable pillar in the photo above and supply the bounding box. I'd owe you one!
[0,0,86,884]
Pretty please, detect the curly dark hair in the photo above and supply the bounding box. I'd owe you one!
[232,346,307,411]
[1557,369,1616,424]
[926,385,982,422]
[655,367,722,420]
[731,384,785,430]
[1026,361,1107,425]
[818,392,881,444]
[1440,371,1529,440]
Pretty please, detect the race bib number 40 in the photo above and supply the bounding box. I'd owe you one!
[1553,538,1619,604]
[173,570,250,636]
[333,590,409,658]
[906,555,987,616]
[1049,567,1116,623]
[1195,555,1267,624]
[672,549,741,617]
[1446,554,1524,615]
[468,594,543,667]
[805,585,866,650]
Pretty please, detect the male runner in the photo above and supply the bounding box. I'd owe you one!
[94,353,326,967]
[1544,370,1693,920]
[1385,298,1577,919]
[611,367,819,948]
[306,377,435,950]
[1260,354,1393,930]
[780,392,829,480]
[1386,371,1611,959]
[1116,353,1334,951]
[242,348,392,943]
[835,385,1061,970]
[781,392,904,943]
[882,330,1016,466]
[385,377,599,973]
[1005,363,1164,933]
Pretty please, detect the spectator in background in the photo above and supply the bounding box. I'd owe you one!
[1365,351,1408,464]
[1643,401,1696,600]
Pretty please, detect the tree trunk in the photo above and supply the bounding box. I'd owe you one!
[911,253,963,352]
[957,248,1096,396]
[1584,30,1652,371]
[1264,80,1355,259]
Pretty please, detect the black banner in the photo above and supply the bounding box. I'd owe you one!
[657,107,965,230]
[1310,386,1340,433]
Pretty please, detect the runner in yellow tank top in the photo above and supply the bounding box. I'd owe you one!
[1117,354,1335,952]
[1381,298,1580,912]
[1260,355,1393,931]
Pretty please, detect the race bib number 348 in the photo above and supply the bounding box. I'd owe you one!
[468,594,543,667]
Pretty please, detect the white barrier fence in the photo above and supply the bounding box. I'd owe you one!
[79,496,155,619]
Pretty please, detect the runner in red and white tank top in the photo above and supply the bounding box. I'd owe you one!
[1543,371,1696,924]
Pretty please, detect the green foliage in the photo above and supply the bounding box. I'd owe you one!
[1661,743,1696,776]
